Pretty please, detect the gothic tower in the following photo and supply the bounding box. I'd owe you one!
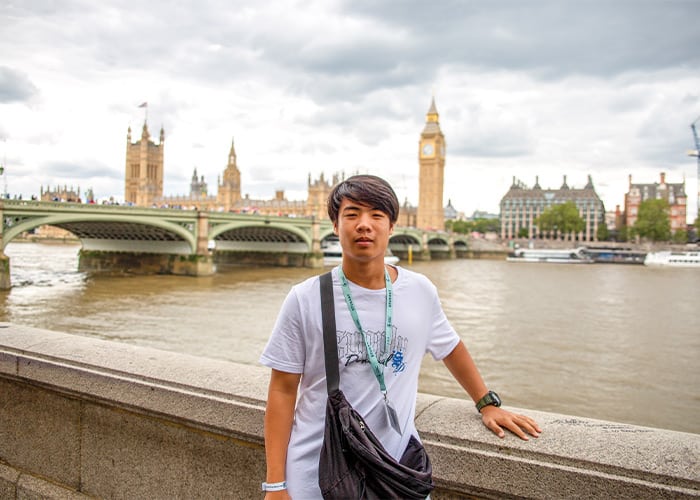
[307,172,340,220]
[125,122,164,206]
[217,138,242,211]
[417,97,446,230]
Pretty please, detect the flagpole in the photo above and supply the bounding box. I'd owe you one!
[138,102,148,123]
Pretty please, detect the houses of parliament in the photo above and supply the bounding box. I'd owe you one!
[122,99,448,230]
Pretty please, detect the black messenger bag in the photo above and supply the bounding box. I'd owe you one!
[317,271,435,500]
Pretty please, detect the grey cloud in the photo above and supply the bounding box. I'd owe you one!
[42,160,121,180]
[450,133,534,158]
[341,0,700,78]
[297,96,415,145]
[0,67,38,103]
[635,93,700,163]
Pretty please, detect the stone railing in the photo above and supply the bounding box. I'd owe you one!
[0,324,698,499]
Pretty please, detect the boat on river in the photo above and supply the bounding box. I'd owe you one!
[506,247,593,264]
[322,240,400,266]
[643,251,700,268]
[582,247,647,265]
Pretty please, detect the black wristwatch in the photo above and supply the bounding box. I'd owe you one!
[475,390,501,412]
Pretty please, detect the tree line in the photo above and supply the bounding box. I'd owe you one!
[446,200,700,243]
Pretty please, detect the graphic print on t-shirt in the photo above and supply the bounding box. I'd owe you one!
[336,326,407,374]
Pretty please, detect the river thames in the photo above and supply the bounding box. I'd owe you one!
[1,242,698,434]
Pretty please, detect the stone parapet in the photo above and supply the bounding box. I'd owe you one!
[0,324,698,499]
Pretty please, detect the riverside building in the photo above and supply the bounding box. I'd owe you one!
[500,175,605,242]
[623,172,687,234]
[123,122,335,220]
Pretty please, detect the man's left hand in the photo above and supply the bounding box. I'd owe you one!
[480,406,541,440]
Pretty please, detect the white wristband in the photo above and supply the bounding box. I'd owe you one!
[261,481,287,492]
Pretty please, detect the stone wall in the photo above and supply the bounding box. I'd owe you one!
[0,324,698,499]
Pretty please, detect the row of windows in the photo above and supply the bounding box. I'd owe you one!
[502,199,602,208]
[501,213,603,222]
[129,164,160,180]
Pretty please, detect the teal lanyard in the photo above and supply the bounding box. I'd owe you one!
[337,267,393,393]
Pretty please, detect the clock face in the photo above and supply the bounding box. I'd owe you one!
[422,143,434,156]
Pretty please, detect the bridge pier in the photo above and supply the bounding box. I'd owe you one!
[0,203,8,290]
[78,251,214,277]
[0,253,10,290]
[214,251,322,268]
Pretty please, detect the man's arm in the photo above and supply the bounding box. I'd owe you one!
[442,341,541,440]
[263,368,301,499]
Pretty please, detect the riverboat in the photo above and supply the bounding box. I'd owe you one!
[322,240,400,266]
[643,251,700,268]
[506,247,593,264]
[582,247,647,265]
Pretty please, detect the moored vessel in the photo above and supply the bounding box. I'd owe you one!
[582,247,647,265]
[643,251,700,268]
[506,247,593,264]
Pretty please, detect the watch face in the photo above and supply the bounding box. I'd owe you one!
[422,143,434,156]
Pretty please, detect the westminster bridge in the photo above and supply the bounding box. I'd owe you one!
[0,200,474,289]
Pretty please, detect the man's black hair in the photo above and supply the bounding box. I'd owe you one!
[327,174,400,224]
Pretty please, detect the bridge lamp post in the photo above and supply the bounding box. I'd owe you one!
[1,136,6,198]
[0,163,6,199]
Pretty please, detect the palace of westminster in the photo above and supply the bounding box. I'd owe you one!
[42,98,689,242]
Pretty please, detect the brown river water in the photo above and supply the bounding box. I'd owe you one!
[1,242,698,434]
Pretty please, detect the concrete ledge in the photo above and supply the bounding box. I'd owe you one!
[416,397,700,499]
[0,324,698,499]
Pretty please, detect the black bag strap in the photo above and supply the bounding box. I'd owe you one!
[320,271,340,395]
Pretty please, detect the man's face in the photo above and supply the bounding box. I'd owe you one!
[333,198,394,264]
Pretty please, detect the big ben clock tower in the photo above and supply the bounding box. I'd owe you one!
[417,97,446,230]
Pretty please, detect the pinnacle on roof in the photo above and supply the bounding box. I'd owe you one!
[428,96,438,115]
[585,175,594,189]
[426,96,439,123]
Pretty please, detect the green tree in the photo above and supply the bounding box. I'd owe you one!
[596,222,609,241]
[517,227,529,238]
[447,218,500,235]
[616,223,629,242]
[672,229,688,244]
[535,202,585,237]
[474,218,500,234]
[448,220,472,234]
[633,199,671,242]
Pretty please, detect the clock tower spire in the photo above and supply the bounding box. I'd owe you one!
[417,97,446,230]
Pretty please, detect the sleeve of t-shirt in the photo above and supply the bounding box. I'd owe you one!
[425,282,461,361]
[259,286,307,374]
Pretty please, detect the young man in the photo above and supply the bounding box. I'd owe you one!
[260,175,540,499]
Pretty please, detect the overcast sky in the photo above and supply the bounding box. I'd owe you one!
[1,0,699,221]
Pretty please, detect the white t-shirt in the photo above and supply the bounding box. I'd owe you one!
[259,266,460,499]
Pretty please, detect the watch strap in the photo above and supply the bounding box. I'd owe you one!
[475,390,501,412]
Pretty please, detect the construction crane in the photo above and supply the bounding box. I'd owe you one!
[690,116,700,223]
